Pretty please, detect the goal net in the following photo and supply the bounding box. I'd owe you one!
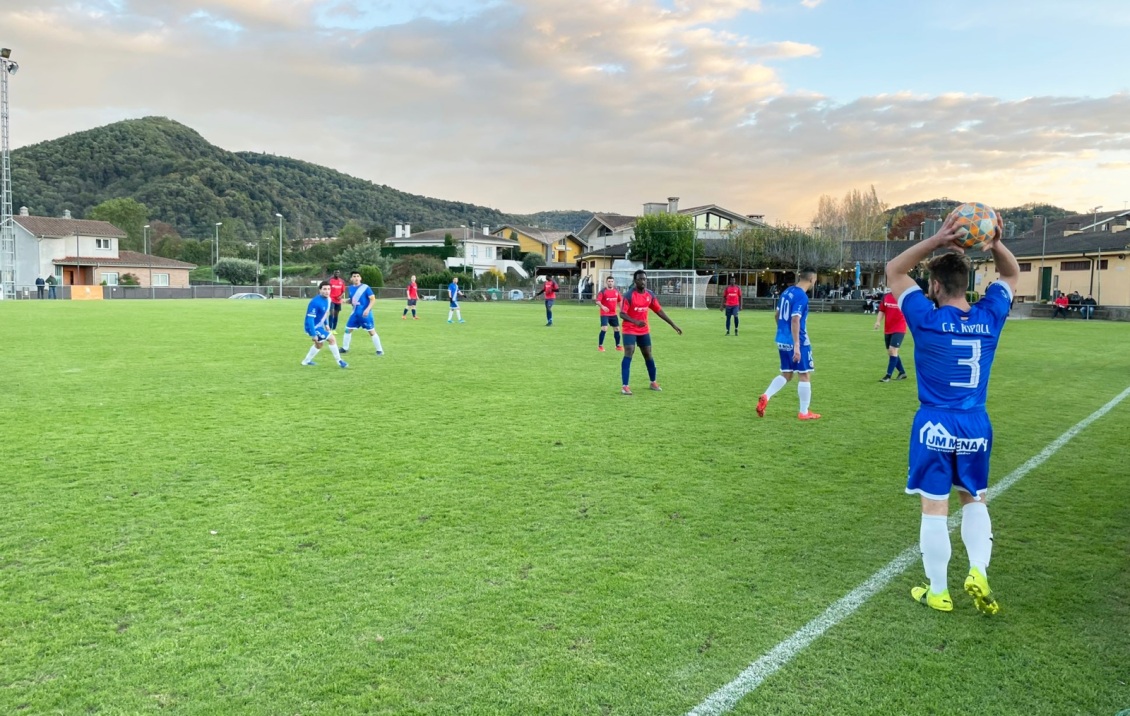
[597,269,711,309]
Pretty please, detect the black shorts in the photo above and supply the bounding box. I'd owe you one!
[407,299,417,306]
[600,315,620,328]
[884,332,905,349]
[330,302,342,316]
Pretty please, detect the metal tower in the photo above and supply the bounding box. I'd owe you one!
[0,48,19,300]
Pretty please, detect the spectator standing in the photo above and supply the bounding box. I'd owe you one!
[35,276,46,299]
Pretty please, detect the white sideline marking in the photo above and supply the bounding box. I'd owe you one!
[686,386,1130,716]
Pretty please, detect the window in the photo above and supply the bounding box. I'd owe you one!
[96,238,112,250]
[485,246,494,259]
[1060,260,1105,271]
[102,272,119,285]
[1018,262,1032,272]
[153,274,170,286]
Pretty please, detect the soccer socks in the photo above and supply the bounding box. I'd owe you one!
[614,331,621,347]
[726,314,732,332]
[329,314,338,330]
[886,356,898,377]
[455,310,463,322]
[448,310,454,321]
[303,345,319,364]
[599,330,606,347]
[961,501,993,572]
[920,514,952,594]
[371,332,383,353]
[411,308,417,318]
[327,343,343,362]
[402,307,408,317]
[621,357,631,386]
[798,382,812,414]
[546,306,553,323]
[895,356,905,375]
[764,375,788,399]
[645,358,657,383]
[342,330,353,351]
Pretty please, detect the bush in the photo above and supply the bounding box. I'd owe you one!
[388,254,446,282]
[418,270,468,293]
[120,273,141,286]
[356,264,384,288]
[282,263,317,277]
[215,257,262,285]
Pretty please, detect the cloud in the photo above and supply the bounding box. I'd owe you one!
[3,1,1128,224]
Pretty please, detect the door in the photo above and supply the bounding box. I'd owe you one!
[1039,266,1052,301]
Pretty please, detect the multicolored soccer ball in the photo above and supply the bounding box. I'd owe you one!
[947,202,1000,250]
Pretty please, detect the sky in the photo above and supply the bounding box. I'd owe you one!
[3,0,1130,225]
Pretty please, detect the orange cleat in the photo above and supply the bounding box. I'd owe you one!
[798,411,822,420]
[598,346,606,352]
[756,394,769,418]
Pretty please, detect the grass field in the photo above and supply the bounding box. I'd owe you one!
[1,297,1128,715]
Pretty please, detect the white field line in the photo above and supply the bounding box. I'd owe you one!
[686,385,1130,716]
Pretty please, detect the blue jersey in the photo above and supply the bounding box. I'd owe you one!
[347,283,374,313]
[774,286,810,348]
[448,282,459,299]
[898,281,1012,411]
[305,295,330,335]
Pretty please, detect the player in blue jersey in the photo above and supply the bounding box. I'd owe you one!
[301,282,348,368]
[447,276,465,323]
[341,271,385,355]
[755,268,821,420]
[886,212,1019,615]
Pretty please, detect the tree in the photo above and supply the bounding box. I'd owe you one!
[120,273,141,286]
[521,252,546,275]
[627,213,701,269]
[355,265,384,288]
[88,197,149,252]
[337,221,368,249]
[334,242,384,271]
[388,254,446,282]
[811,185,889,244]
[178,238,211,266]
[214,257,261,285]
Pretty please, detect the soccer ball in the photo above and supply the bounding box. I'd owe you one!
[947,202,999,250]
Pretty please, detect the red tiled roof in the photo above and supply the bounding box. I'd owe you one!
[15,215,127,239]
[54,250,196,269]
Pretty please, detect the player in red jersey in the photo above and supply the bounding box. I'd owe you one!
[532,275,560,325]
[721,276,743,335]
[874,290,909,382]
[618,270,682,394]
[594,276,623,352]
[327,270,347,331]
[402,274,420,320]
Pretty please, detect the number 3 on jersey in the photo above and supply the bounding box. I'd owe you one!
[950,338,982,389]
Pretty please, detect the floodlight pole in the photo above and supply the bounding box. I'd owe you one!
[144,224,153,299]
[0,48,20,300]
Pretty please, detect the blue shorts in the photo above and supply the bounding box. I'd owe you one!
[885,332,905,349]
[600,315,620,328]
[725,305,740,317]
[346,310,374,331]
[307,327,331,342]
[406,299,417,306]
[545,299,555,309]
[906,407,993,500]
[622,333,652,348]
[777,344,814,373]
[449,300,459,309]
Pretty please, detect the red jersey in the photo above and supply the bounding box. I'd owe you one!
[596,288,620,316]
[328,277,347,304]
[543,280,558,300]
[723,285,742,307]
[878,293,907,334]
[406,281,418,300]
[621,289,662,335]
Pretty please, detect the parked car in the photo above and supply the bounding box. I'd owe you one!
[229,292,267,300]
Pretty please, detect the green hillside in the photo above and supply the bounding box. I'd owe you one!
[10,116,589,238]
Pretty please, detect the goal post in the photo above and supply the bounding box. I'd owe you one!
[597,268,711,309]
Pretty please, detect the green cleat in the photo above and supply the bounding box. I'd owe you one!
[964,567,1000,615]
[911,584,953,612]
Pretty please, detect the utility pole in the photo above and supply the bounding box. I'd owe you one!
[0,48,20,299]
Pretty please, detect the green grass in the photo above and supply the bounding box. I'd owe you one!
[1,299,1127,715]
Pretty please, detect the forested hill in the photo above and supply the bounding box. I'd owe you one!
[10,116,590,238]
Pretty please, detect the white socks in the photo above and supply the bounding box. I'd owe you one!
[961,501,993,572]
[327,343,342,361]
[920,514,951,594]
[764,375,788,398]
[798,382,812,414]
[372,333,383,353]
[342,330,353,350]
[303,345,319,364]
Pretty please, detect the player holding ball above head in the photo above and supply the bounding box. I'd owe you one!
[885,205,1018,615]
[618,270,682,395]
[755,268,820,420]
[301,281,348,368]
[594,275,623,352]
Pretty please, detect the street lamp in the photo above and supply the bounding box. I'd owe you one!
[276,213,284,298]
[144,224,152,298]
[1092,205,1103,231]
[214,222,222,275]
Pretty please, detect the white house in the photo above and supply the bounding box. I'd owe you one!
[11,208,196,291]
[383,223,527,277]
[575,197,768,252]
